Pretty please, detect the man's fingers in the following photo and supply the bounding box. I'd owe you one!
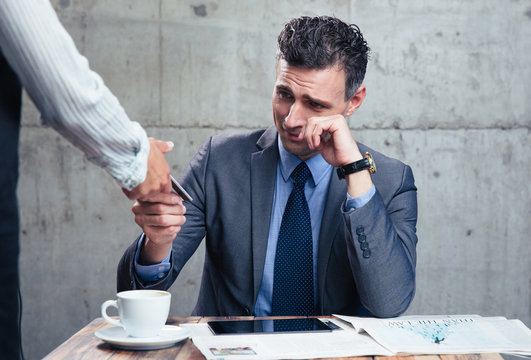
[304,118,325,150]
[151,137,174,154]
[311,123,323,150]
[133,202,186,217]
[136,191,182,205]
[305,115,345,149]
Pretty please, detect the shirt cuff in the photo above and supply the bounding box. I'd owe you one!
[108,131,150,191]
[345,185,376,211]
[134,234,171,282]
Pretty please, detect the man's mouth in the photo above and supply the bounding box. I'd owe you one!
[284,128,302,141]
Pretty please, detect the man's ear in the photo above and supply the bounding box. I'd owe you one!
[344,85,366,117]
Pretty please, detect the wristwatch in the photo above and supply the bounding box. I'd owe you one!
[336,152,376,179]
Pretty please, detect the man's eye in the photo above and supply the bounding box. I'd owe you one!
[310,101,324,109]
[278,91,292,99]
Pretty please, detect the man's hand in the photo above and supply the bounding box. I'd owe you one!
[123,138,173,201]
[132,192,186,265]
[303,114,373,198]
[303,114,362,166]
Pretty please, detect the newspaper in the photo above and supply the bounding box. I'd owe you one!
[182,315,531,359]
[335,314,531,355]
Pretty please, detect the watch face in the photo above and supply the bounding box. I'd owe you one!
[365,152,376,174]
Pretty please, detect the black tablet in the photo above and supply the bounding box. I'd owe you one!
[208,318,338,335]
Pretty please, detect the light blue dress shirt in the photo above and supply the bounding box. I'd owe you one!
[134,234,172,282]
[135,138,376,304]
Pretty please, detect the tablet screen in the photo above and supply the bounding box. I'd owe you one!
[208,318,336,335]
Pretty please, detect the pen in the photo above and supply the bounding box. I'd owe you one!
[170,175,193,202]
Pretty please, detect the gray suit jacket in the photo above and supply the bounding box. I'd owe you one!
[118,127,418,317]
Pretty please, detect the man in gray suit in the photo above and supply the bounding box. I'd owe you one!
[118,16,418,318]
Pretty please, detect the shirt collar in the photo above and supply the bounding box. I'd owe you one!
[278,136,332,186]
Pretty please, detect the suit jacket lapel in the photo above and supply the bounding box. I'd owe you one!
[316,171,347,309]
[250,127,279,304]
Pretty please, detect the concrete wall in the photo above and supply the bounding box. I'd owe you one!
[17,0,530,358]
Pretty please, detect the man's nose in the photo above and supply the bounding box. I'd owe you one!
[284,102,306,128]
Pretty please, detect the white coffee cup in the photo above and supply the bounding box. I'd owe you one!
[101,290,171,337]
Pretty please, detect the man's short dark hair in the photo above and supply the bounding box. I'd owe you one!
[277,16,370,100]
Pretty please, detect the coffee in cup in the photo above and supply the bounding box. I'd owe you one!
[101,290,171,337]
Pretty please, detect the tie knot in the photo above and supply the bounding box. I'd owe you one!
[291,162,311,186]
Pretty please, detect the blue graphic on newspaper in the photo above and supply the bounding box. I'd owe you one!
[385,318,476,344]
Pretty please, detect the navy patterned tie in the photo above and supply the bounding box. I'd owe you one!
[271,162,314,316]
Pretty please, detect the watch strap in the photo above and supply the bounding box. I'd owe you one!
[336,152,376,179]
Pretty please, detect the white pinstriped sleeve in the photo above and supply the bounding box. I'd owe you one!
[0,0,149,190]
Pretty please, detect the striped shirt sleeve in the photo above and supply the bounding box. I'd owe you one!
[0,0,149,190]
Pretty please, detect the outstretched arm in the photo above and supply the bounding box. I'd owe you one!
[0,0,171,195]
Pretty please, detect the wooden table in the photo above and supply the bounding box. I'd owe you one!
[43,316,505,360]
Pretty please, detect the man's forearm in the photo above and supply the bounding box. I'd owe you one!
[346,169,374,198]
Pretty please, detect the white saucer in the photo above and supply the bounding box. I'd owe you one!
[95,325,189,350]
